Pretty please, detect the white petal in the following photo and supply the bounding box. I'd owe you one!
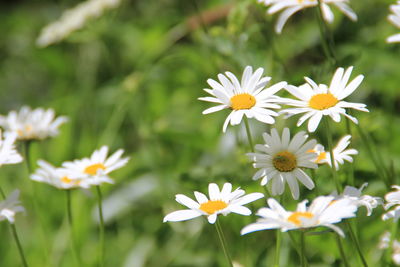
[163,210,201,222]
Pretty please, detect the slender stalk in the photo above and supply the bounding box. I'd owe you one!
[315,0,337,66]
[345,221,368,267]
[274,230,282,267]
[23,141,33,173]
[345,119,355,186]
[215,220,233,267]
[335,234,350,267]
[96,186,105,267]
[66,190,80,266]
[300,231,308,267]
[243,117,254,152]
[323,118,342,191]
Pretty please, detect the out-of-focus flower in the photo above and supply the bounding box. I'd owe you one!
[378,231,391,249]
[36,0,122,47]
[257,0,357,33]
[281,67,368,132]
[331,183,382,216]
[248,128,317,200]
[199,66,287,132]
[163,183,264,224]
[241,196,357,236]
[0,190,24,224]
[62,146,129,187]
[0,131,23,166]
[309,135,358,170]
[387,1,400,43]
[382,186,400,221]
[0,106,68,141]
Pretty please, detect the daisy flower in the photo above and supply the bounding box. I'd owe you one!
[387,1,400,43]
[257,0,357,34]
[247,128,317,199]
[331,183,382,216]
[309,135,358,170]
[382,185,400,221]
[31,160,87,189]
[241,196,357,236]
[0,190,25,224]
[163,182,264,224]
[0,131,23,166]
[199,66,287,132]
[0,106,68,141]
[281,66,368,132]
[62,146,129,186]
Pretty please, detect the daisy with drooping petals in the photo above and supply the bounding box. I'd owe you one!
[387,1,400,43]
[241,196,357,236]
[281,66,368,132]
[0,106,68,141]
[309,135,358,170]
[0,190,25,224]
[62,146,129,186]
[247,128,317,199]
[0,131,23,166]
[163,183,264,224]
[382,186,400,221]
[257,0,357,34]
[199,66,287,132]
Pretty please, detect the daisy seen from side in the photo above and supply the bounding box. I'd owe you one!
[382,185,400,221]
[163,182,264,224]
[248,128,317,200]
[281,66,368,132]
[199,66,287,132]
[0,190,25,224]
[0,131,23,166]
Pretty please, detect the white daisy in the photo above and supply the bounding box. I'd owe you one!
[0,106,68,141]
[309,135,358,170]
[281,66,368,132]
[31,160,87,189]
[387,1,400,43]
[199,66,287,132]
[62,146,129,186]
[378,231,391,250]
[0,131,23,166]
[247,128,317,199]
[0,190,25,224]
[163,182,264,224]
[257,0,357,34]
[331,183,382,216]
[382,185,400,221]
[241,196,357,237]
[394,240,400,265]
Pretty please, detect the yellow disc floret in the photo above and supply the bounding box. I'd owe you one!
[308,93,338,110]
[287,212,314,226]
[199,200,228,214]
[272,151,297,172]
[230,93,256,110]
[84,163,106,175]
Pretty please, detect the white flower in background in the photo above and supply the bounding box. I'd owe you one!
[257,0,357,33]
[31,160,86,189]
[163,183,264,224]
[281,66,368,132]
[62,146,129,186]
[0,106,68,141]
[0,131,23,166]
[36,0,121,47]
[394,241,400,265]
[248,128,317,200]
[378,231,391,249]
[387,1,400,43]
[241,196,357,236]
[309,135,358,170]
[199,66,287,132]
[332,183,382,216]
[382,186,400,221]
[0,190,25,224]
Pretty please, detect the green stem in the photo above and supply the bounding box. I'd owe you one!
[243,117,254,152]
[23,141,32,173]
[345,119,355,186]
[66,191,80,266]
[335,234,350,267]
[345,221,368,267]
[274,230,281,267]
[215,220,233,267]
[315,0,337,66]
[96,186,105,267]
[300,231,308,267]
[323,118,342,191]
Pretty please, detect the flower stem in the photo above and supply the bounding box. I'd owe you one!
[345,119,355,186]
[66,190,81,266]
[323,118,342,192]
[23,141,32,173]
[243,117,254,152]
[315,0,337,66]
[300,231,308,267]
[345,221,368,267]
[215,220,233,267]
[274,230,281,267]
[335,234,350,267]
[96,186,105,267]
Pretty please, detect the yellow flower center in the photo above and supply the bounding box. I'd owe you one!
[84,163,106,175]
[287,212,314,226]
[17,125,33,137]
[272,151,297,172]
[230,93,256,110]
[308,93,338,110]
[199,200,228,214]
[316,152,327,163]
[61,176,80,185]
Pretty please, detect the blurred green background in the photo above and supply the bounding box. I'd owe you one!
[1,0,400,266]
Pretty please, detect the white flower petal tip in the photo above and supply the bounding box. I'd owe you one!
[383,185,400,221]
[0,189,25,224]
[0,130,23,166]
[280,67,367,132]
[387,2,400,44]
[163,182,263,224]
[241,196,357,235]
[199,66,287,132]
